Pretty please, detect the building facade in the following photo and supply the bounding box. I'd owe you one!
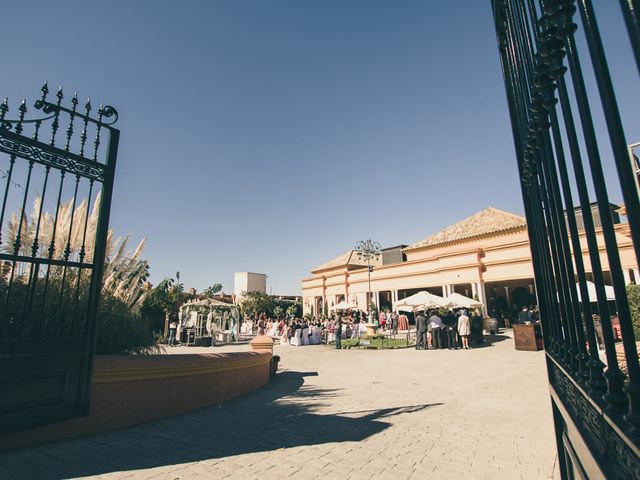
[301,207,638,317]
[234,272,267,299]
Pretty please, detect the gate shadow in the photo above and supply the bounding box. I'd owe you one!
[2,370,442,479]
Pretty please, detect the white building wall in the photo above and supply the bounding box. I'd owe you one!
[234,272,267,298]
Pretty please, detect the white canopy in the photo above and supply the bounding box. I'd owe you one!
[187,298,234,308]
[445,292,483,309]
[330,301,364,312]
[576,281,615,302]
[396,304,416,312]
[555,282,615,303]
[393,291,448,311]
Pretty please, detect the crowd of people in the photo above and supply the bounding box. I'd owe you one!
[491,304,540,328]
[413,308,484,350]
[242,307,491,350]
[171,304,538,349]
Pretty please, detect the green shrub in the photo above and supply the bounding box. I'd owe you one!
[95,293,161,355]
[627,284,640,339]
[340,338,360,349]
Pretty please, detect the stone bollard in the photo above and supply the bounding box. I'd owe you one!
[250,335,274,354]
[250,336,276,377]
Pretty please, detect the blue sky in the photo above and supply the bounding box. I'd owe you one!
[2,1,638,294]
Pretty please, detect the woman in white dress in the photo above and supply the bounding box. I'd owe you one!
[457,310,471,350]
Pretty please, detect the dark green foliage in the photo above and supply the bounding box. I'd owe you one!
[332,337,411,349]
[202,283,223,298]
[95,293,160,355]
[239,291,274,316]
[285,303,302,318]
[1,272,159,354]
[627,284,640,339]
[239,292,303,318]
[0,269,92,340]
[140,275,188,336]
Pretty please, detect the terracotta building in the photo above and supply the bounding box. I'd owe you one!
[301,206,638,317]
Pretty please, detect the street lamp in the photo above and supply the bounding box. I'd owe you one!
[355,239,381,315]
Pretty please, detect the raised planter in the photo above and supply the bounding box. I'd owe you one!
[1,350,272,451]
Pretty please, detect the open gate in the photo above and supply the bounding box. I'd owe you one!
[0,84,118,432]
[492,0,640,477]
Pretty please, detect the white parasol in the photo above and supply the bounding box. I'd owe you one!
[393,291,448,311]
[575,281,615,302]
[329,301,364,312]
[445,292,483,309]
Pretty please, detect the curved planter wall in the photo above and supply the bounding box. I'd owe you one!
[1,351,272,451]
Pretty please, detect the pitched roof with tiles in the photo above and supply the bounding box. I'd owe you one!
[311,250,382,273]
[404,207,527,251]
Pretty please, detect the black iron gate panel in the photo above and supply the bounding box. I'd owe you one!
[0,84,118,432]
[492,0,640,478]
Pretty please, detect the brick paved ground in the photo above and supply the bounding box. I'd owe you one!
[1,330,558,480]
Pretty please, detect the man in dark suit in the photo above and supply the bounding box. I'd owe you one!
[517,306,532,324]
[415,311,428,350]
[444,311,458,349]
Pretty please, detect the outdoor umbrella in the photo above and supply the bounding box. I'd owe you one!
[555,282,616,303]
[329,301,363,311]
[576,281,616,303]
[445,292,483,309]
[395,304,416,312]
[393,291,448,311]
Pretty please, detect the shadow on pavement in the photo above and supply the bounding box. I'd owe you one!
[2,370,442,480]
[474,333,511,348]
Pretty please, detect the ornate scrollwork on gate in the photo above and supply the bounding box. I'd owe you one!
[0,136,105,182]
[550,361,640,479]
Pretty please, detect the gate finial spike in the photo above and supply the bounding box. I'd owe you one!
[0,99,8,120]
[41,82,49,101]
[56,87,63,103]
[16,100,28,135]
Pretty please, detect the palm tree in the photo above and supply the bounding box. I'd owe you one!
[143,274,186,336]
[201,283,223,299]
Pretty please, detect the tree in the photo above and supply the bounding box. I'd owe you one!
[239,291,274,317]
[627,284,640,339]
[143,273,186,336]
[286,303,301,318]
[201,283,223,298]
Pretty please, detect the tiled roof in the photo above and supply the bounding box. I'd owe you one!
[405,207,526,251]
[311,250,381,273]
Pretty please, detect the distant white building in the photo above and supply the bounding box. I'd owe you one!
[234,272,267,299]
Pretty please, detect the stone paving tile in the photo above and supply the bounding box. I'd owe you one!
[0,330,559,480]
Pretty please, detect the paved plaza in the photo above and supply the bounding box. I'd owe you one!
[1,331,558,480]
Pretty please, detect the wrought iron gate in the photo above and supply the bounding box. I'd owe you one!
[0,84,118,432]
[492,0,640,478]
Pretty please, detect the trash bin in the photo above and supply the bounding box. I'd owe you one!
[484,318,498,335]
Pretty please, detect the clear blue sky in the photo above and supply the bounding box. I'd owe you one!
[2,1,638,294]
